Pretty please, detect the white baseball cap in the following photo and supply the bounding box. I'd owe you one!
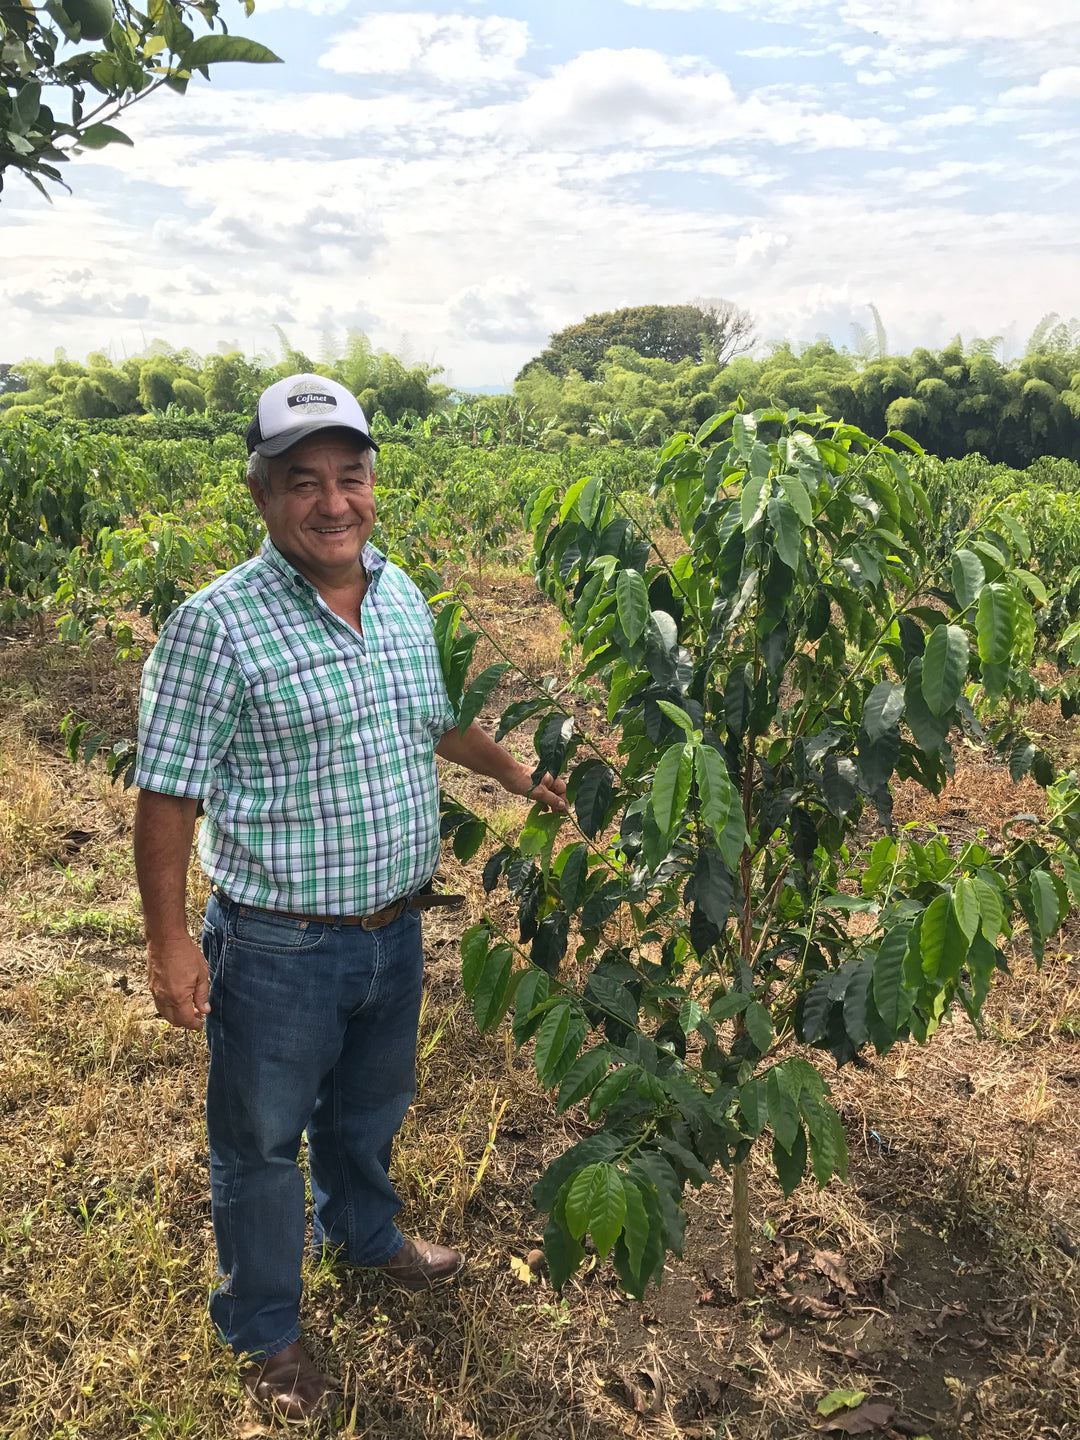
[246,373,379,457]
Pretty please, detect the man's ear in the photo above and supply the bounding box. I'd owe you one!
[247,472,269,515]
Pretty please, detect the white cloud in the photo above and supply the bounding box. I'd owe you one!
[734,227,790,268]
[255,0,351,11]
[509,48,894,152]
[448,278,546,343]
[1000,67,1080,105]
[320,12,530,84]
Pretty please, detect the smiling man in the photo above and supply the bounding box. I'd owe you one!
[132,374,566,1422]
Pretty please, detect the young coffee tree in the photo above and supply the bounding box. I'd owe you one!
[437,407,1078,1298]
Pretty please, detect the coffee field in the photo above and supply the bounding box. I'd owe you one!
[1,407,1079,1440]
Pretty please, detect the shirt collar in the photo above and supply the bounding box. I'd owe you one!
[259,537,388,596]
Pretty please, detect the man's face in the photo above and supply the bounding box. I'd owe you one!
[249,430,376,589]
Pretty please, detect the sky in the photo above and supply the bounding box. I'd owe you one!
[2,0,1079,390]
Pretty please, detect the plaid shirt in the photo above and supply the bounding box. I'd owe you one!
[135,538,454,915]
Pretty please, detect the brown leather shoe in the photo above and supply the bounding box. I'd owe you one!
[376,1237,463,1290]
[242,1339,338,1424]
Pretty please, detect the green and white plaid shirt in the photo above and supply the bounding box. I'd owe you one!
[135,537,454,915]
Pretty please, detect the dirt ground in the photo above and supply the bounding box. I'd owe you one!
[1,581,1079,1440]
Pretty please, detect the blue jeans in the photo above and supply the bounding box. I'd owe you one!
[201,891,425,1359]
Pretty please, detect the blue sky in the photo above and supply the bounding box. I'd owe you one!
[2,0,1078,387]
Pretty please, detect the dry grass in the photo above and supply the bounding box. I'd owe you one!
[3,624,1080,1440]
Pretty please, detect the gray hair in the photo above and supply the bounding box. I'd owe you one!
[247,449,271,491]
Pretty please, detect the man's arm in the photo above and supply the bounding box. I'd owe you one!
[133,789,210,1031]
[436,724,568,812]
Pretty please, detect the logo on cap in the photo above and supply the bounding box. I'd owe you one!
[286,381,337,414]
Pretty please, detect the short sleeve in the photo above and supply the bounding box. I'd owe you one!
[134,602,245,797]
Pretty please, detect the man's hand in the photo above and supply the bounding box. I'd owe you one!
[147,936,211,1030]
[510,766,569,814]
[436,724,569,813]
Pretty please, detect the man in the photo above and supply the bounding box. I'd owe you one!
[133,374,566,1422]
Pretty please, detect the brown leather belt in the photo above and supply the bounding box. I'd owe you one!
[211,885,464,931]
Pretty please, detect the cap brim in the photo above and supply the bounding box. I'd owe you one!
[253,418,379,458]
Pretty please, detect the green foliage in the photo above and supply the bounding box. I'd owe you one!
[0,1,280,196]
[520,301,755,382]
[445,407,1079,1299]
[513,335,1080,467]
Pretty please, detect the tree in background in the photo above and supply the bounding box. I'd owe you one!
[0,0,279,196]
[519,301,756,382]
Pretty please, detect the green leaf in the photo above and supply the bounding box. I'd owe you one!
[951,549,985,611]
[772,1125,807,1197]
[822,754,858,818]
[534,1000,587,1088]
[818,1390,868,1417]
[651,742,693,837]
[656,699,696,736]
[533,713,574,783]
[558,843,590,911]
[977,583,1017,665]
[181,34,283,68]
[842,960,873,1048]
[557,1046,611,1114]
[691,848,734,930]
[588,1066,633,1121]
[460,923,490,995]
[495,695,553,742]
[512,969,551,1047]
[863,680,905,741]
[1031,868,1064,942]
[744,1001,774,1054]
[739,1077,767,1137]
[518,809,565,876]
[565,1163,626,1259]
[457,662,509,734]
[740,472,768,532]
[1061,851,1080,906]
[767,493,802,570]
[619,1176,651,1280]
[572,760,614,838]
[724,663,752,740]
[77,123,134,149]
[711,991,750,1021]
[778,472,813,525]
[543,1192,585,1290]
[472,946,515,1031]
[952,876,980,941]
[1009,737,1036,784]
[921,623,968,718]
[616,568,649,645]
[873,924,914,1031]
[804,1094,849,1187]
[767,1067,799,1152]
[972,876,1004,941]
[919,893,967,983]
[531,909,569,976]
[904,658,950,753]
[695,745,733,837]
[452,817,487,863]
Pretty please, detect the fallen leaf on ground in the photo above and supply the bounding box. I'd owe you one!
[817,1388,867,1416]
[818,1399,896,1432]
[508,1256,534,1284]
[778,1292,842,1320]
[814,1250,857,1295]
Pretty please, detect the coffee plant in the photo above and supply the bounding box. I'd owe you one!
[438,407,1079,1298]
